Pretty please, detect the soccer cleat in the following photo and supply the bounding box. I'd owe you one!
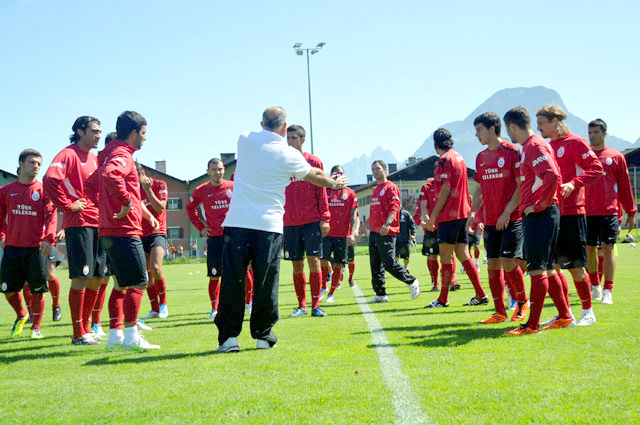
[326,294,335,303]
[72,334,101,345]
[542,317,576,330]
[106,329,124,349]
[216,337,240,353]
[482,257,488,264]
[26,315,32,324]
[158,304,169,319]
[141,310,160,320]
[137,320,152,331]
[425,299,449,308]
[464,296,489,306]
[319,288,326,301]
[256,339,274,350]
[368,295,389,303]
[349,280,355,287]
[291,307,308,317]
[449,282,461,291]
[209,309,218,320]
[504,324,540,336]
[336,284,342,290]
[479,313,508,324]
[591,285,603,301]
[601,289,613,304]
[30,329,44,339]
[511,301,529,322]
[430,283,439,292]
[122,334,160,351]
[540,315,559,327]
[52,306,62,322]
[11,315,29,337]
[576,308,596,326]
[92,323,107,338]
[245,302,252,315]
[311,307,327,317]
[408,278,420,299]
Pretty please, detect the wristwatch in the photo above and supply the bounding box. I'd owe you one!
[385,220,392,226]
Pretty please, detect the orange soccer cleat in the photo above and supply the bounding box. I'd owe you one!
[504,325,540,336]
[479,313,508,324]
[541,317,576,330]
[511,301,530,322]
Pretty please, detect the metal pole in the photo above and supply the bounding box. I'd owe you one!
[306,49,314,154]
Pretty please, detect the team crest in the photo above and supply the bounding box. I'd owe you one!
[211,267,217,275]
[32,191,41,201]
[380,189,385,196]
[497,157,505,168]
[226,190,232,198]
[606,157,613,166]
[82,265,90,276]
[341,193,348,201]
[556,146,565,157]
[1,282,7,292]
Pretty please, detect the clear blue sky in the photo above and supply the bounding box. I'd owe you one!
[1,0,638,181]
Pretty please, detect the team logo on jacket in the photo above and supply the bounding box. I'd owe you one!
[556,146,565,157]
[606,157,613,166]
[82,265,90,276]
[31,191,41,201]
[1,282,7,292]
[380,189,385,196]
[226,190,232,198]
[341,193,348,201]
[497,157,505,168]
[211,267,217,275]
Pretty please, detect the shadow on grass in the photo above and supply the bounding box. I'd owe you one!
[0,341,72,354]
[82,349,247,365]
[0,349,89,364]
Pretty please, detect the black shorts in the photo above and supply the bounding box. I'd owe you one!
[322,237,348,264]
[523,205,559,271]
[142,234,168,254]
[0,246,48,294]
[556,214,588,269]
[395,241,410,259]
[437,219,468,245]
[283,222,323,261]
[207,236,224,277]
[66,227,109,278]
[467,232,480,247]
[347,245,355,263]
[484,221,524,259]
[47,245,63,267]
[100,236,148,287]
[422,231,439,256]
[586,215,619,246]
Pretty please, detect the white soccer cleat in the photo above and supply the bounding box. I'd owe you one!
[122,327,159,351]
[256,339,275,350]
[326,294,335,303]
[408,278,420,299]
[368,295,389,303]
[217,337,240,353]
[576,308,597,326]
[92,323,107,338]
[137,320,152,331]
[158,304,169,319]
[601,289,613,304]
[245,303,252,315]
[209,309,218,320]
[141,310,159,320]
[106,329,124,349]
[591,285,603,301]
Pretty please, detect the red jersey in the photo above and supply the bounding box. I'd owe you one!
[283,152,330,227]
[434,149,470,223]
[474,141,522,226]
[549,131,603,216]
[519,135,561,213]
[0,180,56,247]
[97,141,143,238]
[141,178,168,236]
[586,147,636,217]
[43,143,99,228]
[327,187,358,238]
[186,180,234,238]
[419,179,438,215]
[369,180,401,235]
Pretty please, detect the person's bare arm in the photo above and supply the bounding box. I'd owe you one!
[304,167,348,189]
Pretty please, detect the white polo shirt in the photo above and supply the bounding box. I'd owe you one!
[222,129,312,233]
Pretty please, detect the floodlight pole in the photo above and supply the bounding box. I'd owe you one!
[293,42,326,155]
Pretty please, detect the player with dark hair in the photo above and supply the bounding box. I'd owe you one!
[425,128,487,308]
[1,149,56,339]
[537,105,604,327]
[585,118,636,305]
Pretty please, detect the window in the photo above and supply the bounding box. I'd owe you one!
[167,198,182,211]
[167,227,183,239]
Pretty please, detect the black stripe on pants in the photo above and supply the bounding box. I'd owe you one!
[369,232,415,296]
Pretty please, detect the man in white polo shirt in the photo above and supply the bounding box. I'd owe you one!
[215,106,348,352]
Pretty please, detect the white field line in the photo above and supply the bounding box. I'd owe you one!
[352,284,433,425]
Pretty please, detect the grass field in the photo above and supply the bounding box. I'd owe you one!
[1,244,639,424]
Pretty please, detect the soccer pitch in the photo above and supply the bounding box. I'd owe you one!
[1,245,638,424]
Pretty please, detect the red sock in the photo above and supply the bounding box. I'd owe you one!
[558,271,570,306]
[124,288,144,324]
[82,288,99,333]
[604,280,614,291]
[427,259,439,286]
[310,271,322,309]
[548,272,573,319]
[348,263,355,281]
[321,265,330,290]
[488,269,506,316]
[574,275,592,310]
[108,289,125,329]
[597,255,604,283]
[293,272,307,309]
[48,277,60,308]
[462,259,486,298]
[209,278,220,310]
[329,267,343,296]
[69,288,85,339]
[30,293,45,330]
[6,293,27,318]
[156,277,167,305]
[438,263,454,304]
[588,272,600,287]
[92,283,108,326]
[22,285,33,316]
[147,280,159,312]
[526,274,549,330]
[505,266,528,303]
[244,270,254,304]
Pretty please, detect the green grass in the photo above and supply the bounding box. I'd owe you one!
[1,245,638,424]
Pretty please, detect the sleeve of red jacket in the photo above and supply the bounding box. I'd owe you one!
[186,189,205,232]
[616,156,637,215]
[103,155,131,207]
[389,185,401,218]
[85,169,99,204]
[42,199,57,245]
[318,186,330,222]
[43,152,76,213]
[534,170,561,213]
[571,143,603,188]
